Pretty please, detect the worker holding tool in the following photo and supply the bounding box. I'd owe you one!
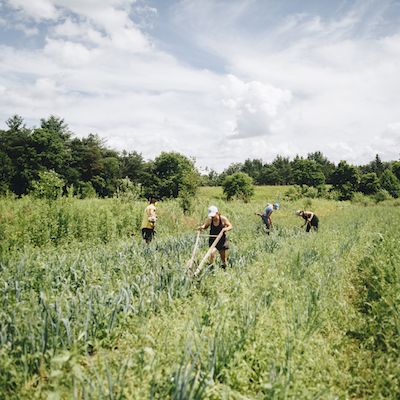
[255,202,279,234]
[296,210,319,232]
[198,205,233,269]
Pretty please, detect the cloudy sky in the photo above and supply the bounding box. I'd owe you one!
[0,0,399,171]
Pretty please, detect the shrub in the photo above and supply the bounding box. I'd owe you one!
[351,192,373,207]
[284,185,302,201]
[374,189,392,203]
[115,177,141,201]
[301,185,319,199]
[222,172,254,202]
[31,170,65,200]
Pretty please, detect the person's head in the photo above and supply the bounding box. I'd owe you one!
[149,196,156,204]
[273,203,279,210]
[208,205,218,219]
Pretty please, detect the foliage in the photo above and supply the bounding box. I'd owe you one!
[331,161,360,200]
[374,189,392,203]
[0,189,399,398]
[115,177,141,201]
[391,161,400,181]
[291,158,326,187]
[307,151,335,182]
[142,152,200,200]
[31,170,65,200]
[359,172,380,195]
[351,192,373,206]
[379,169,400,198]
[222,172,254,201]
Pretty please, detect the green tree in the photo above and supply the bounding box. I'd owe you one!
[40,115,71,140]
[359,173,380,195]
[242,159,264,183]
[391,161,400,181]
[271,156,292,184]
[0,121,38,195]
[291,158,326,187]
[223,172,254,202]
[31,170,65,200]
[69,134,105,194]
[379,169,400,198]
[307,151,335,182]
[218,162,243,185]
[120,151,144,183]
[143,152,200,199]
[6,115,25,131]
[331,161,360,200]
[258,164,280,185]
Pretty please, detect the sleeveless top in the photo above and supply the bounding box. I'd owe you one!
[209,215,226,244]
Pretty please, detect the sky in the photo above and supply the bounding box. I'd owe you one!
[0,0,400,171]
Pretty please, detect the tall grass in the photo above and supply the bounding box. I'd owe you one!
[0,189,399,398]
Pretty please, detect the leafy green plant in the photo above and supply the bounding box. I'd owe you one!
[31,170,65,200]
[222,172,254,202]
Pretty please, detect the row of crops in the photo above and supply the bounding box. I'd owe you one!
[0,191,399,398]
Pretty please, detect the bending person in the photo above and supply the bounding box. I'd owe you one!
[296,210,319,232]
[255,203,279,234]
[198,205,233,269]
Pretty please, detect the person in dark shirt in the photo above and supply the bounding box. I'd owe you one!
[198,205,233,269]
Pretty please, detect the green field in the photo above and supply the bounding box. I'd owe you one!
[0,187,399,399]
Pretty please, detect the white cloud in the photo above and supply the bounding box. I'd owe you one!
[6,0,59,20]
[1,0,400,171]
[221,75,292,139]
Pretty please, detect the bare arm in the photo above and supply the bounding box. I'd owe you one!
[221,215,233,232]
[305,211,314,222]
[198,218,211,230]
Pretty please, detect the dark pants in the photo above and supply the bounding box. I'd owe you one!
[142,228,155,242]
[306,215,319,232]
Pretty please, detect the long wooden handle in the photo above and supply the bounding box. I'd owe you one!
[186,231,201,271]
[193,230,225,277]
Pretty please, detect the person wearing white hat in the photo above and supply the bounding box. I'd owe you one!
[198,205,233,269]
[255,203,279,234]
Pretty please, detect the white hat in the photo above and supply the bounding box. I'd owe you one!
[208,205,218,217]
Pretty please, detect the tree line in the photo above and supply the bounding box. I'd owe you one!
[0,115,199,201]
[1,115,400,201]
[206,152,400,201]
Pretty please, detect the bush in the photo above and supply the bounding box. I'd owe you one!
[351,192,373,207]
[374,189,392,203]
[301,185,319,199]
[31,170,65,200]
[284,185,302,201]
[115,177,141,201]
[222,172,254,202]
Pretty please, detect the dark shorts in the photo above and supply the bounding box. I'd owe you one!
[142,228,155,242]
[306,215,319,232]
[209,236,229,251]
[261,215,272,229]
